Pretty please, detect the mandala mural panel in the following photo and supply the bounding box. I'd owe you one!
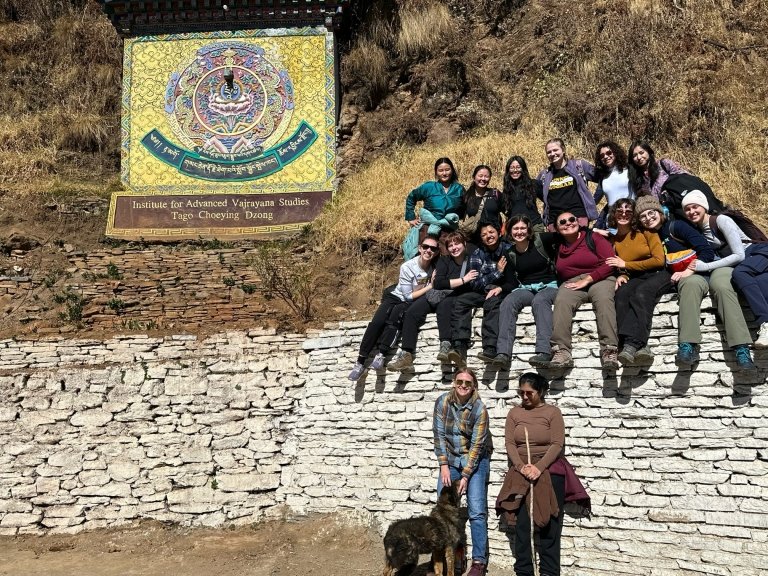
[107,27,336,239]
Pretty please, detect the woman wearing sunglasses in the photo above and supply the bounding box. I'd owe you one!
[348,236,440,380]
[592,140,632,229]
[549,212,619,369]
[603,198,671,365]
[496,372,589,576]
[433,368,492,576]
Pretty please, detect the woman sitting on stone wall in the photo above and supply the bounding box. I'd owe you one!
[348,235,440,381]
[603,198,671,365]
[387,231,478,372]
[635,195,754,370]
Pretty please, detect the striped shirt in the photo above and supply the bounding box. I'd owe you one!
[433,392,492,478]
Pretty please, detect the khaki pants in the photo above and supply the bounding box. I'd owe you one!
[551,276,618,352]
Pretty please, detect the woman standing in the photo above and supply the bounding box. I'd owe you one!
[592,140,632,229]
[493,215,559,369]
[459,164,503,244]
[548,211,619,369]
[348,236,440,380]
[403,157,465,257]
[627,140,687,199]
[537,138,598,230]
[433,368,492,576]
[502,156,544,233]
[679,192,757,369]
[604,199,671,364]
[496,372,589,576]
[389,231,478,370]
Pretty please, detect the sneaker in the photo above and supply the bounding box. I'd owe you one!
[549,347,573,369]
[492,353,511,369]
[529,352,553,367]
[617,344,638,366]
[733,344,756,371]
[477,348,496,363]
[755,322,768,349]
[348,363,364,381]
[446,347,467,369]
[634,346,654,364]
[466,562,487,576]
[436,340,452,362]
[370,352,386,371]
[675,342,699,367]
[387,351,414,372]
[601,347,620,370]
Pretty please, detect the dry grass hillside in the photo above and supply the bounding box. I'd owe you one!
[0,0,766,332]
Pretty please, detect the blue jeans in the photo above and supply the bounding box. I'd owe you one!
[437,455,490,564]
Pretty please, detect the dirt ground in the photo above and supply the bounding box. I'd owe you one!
[0,515,516,576]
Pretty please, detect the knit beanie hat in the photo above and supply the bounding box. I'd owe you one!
[681,189,710,211]
[635,195,662,215]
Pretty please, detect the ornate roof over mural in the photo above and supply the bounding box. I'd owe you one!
[96,0,351,35]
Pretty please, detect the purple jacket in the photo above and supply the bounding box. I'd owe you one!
[537,159,598,225]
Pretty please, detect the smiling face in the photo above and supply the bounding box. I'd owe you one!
[545,142,565,167]
[599,146,616,169]
[508,160,523,181]
[631,146,650,168]
[684,203,707,225]
[638,208,662,231]
[435,162,454,184]
[479,225,499,249]
[446,238,466,259]
[556,212,579,238]
[509,220,531,245]
[614,201,634,228]
[419,239,440,262]
[473,167,491,190]
[454,370,476,403]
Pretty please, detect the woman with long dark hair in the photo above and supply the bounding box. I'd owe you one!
[502,155,544,233]
[459,164,503,244]
[592,140,632,229]
[627,140,687,199]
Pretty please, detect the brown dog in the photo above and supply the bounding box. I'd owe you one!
[383,482,462,576]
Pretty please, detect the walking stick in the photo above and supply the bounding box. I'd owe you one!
[524,427,539,576]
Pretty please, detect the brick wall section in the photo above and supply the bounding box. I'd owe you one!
[1,298,767,575]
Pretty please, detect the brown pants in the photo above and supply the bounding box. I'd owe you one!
[551,276,618,352]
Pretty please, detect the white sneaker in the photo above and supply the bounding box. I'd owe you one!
[370,352,386,370]
[755,322,768,349]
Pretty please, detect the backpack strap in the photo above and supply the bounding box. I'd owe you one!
[575,159,587,184]
[585,228,597,255]
[708,214,723,242]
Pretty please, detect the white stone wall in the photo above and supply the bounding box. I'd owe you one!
[1,297,767,575]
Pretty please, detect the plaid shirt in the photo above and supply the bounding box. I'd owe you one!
[469,240,513,292]
[433,392,491,478]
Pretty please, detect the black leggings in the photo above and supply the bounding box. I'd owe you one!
[399,296,455,352]
[514,473,566,576]
[356,291,409,364]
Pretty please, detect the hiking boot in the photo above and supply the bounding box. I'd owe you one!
[617,344,638,366]
[348,363,364,381]
[733,344,756,371]
[755,322,768,349]
[634,346,654,364]
[447,344,467,369]
[436,340,452,362]
[466,562,487,576]
[492,353,511,369]
[477,348,496,363]
[675,342,699,367]
[549,347,573,369]
[387,351,414,372]
[370,352,386,371]
[529,352,553,368]
[601,347,620,371]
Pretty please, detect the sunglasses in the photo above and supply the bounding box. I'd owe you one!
[558,216,577,226]
[599,150,614,158]
[455,378,474,388]
[517,390,537,397]
[421,244,439,252]
[616,207,634,214]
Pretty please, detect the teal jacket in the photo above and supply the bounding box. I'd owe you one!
[404,180,465,221]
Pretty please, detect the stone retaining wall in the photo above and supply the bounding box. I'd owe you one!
[1,297,767,575]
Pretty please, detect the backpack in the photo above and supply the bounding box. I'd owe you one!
[660,174,725,221]
[505,234,557,276]
[709,211,768,244]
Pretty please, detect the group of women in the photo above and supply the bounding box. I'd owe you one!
[433,368,589,576]
[349,138,766,381]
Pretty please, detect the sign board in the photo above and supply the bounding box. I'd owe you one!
[107,26,336,239]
